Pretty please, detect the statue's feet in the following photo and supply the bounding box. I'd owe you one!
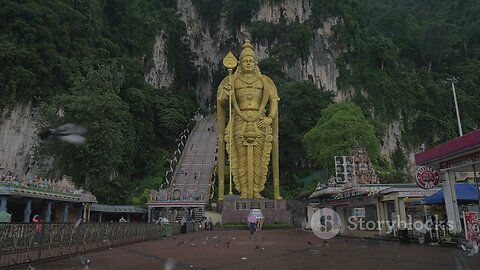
[240,193,248,199]
[253,193,264,199]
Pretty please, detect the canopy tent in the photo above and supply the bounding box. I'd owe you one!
[413,183,480,205]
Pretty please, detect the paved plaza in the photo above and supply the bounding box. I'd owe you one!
[23,229,480,270]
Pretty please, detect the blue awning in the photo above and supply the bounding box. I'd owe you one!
[415,183,480,205]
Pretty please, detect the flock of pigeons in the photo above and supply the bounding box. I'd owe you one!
[26,233,269,270]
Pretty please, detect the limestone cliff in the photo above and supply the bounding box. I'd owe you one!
[171,0,412,175]
[147,0,341,106]
[1,0,415,179]
[0,102,39,178]
[145,32,175,90]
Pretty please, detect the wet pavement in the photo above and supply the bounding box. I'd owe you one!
[25,229,480,270]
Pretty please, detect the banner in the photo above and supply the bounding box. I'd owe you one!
[463,211,479,241]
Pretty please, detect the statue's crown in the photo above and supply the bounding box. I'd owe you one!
[240,40,255,59]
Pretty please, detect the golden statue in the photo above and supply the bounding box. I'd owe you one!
[217,40,281,200]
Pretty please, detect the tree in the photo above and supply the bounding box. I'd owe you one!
[38,66,136,192]
[278,81,333,178]
[303,102,380,171]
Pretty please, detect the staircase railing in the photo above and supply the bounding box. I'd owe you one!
[156,102,215,196]
[208,161,217,200]
[161,121,193,190]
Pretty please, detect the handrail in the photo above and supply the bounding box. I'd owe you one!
[161,122,193,189]
[154,102,216,202]
[209,162,217,200]
[0,222,181,268]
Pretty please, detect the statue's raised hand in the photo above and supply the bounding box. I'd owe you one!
[258,117,273,128]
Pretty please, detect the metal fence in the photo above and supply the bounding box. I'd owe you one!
[0,222,179,268]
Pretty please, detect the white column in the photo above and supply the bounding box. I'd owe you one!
[62,203,69,223]
[0,196,8,212]
[24,199,32,223]
[377,200,387,235]
[443,171,462,233]
[393,197,400,231]
[44,201,52,223]
[398,198,407,229]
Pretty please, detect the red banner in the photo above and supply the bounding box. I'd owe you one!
[464,211,479,241]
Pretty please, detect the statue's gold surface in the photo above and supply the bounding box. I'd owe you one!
[217,40,281,200]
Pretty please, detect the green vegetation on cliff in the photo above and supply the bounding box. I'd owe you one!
[1,0,197,204]
[2,0,480,202]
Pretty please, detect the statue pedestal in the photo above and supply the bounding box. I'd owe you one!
[221,195,292,225]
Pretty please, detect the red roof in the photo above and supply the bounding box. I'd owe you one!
[415,130,480,165]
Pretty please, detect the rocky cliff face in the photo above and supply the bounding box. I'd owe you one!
[380,120,419,176]
[146,0,340,104]
[253,0,311,24]
[282,19,340,95]
[1,0,414,179]
[0,102,39,178]
[145,32,175,90]
[143,0,415,176]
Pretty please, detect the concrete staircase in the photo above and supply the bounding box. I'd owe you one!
[147,114,217,223]
[169,115,217,204]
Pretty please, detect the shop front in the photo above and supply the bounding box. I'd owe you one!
[415,130,480,233]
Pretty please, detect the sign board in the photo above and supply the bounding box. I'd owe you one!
[415,166,440,189]
[463,211,479,241]
[398,191,437,198]
[440,151,480,170]
[352,208,366,218]
[250,209,264,220]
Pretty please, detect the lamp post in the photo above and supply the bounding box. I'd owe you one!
[447,78,463,137]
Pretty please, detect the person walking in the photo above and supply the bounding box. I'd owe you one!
[247,214,257,237]
[32,215,43,244]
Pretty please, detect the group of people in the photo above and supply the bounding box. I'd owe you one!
[202,217,213,230]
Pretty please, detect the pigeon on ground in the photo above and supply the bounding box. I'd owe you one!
[39,123,88,145]
[177,241,186,246]
[164,258,176,270]
[467,243,479,257]
[78,255,90,270]
[307,241,312,245]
